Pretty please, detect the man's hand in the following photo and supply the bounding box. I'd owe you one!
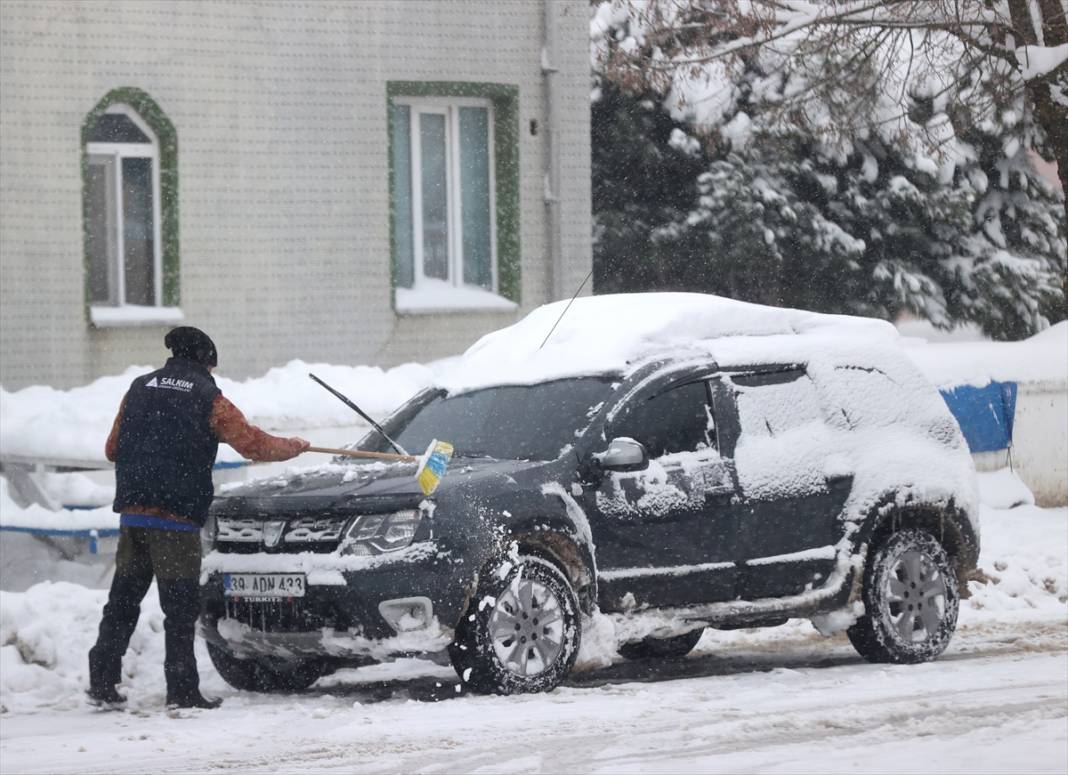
[283,437,311,460]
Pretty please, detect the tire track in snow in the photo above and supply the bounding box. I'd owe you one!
[189,683,1067,774]
[4,624,1064,774]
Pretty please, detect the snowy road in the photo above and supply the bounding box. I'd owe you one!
[3,502,1066,773]
[2,617,1065,774]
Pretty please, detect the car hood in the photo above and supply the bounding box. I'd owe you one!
[211,456,546,513]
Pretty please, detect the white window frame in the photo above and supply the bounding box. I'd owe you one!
[394,96,499,293]
[86,104,164,308]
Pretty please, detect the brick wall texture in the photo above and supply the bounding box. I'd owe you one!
[0,0,592,389]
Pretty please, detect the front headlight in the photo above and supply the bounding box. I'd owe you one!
[340,510,422,556]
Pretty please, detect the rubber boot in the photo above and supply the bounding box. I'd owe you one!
[86,684,127,708]
[166,691,222,710]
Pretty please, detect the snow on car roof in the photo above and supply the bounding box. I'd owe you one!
[435,292,898,392]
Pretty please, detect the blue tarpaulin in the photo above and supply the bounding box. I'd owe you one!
[939,380,1018,454]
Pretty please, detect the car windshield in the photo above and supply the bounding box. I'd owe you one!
[391,378,614,461]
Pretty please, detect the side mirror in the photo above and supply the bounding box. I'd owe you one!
[594,437,649,472]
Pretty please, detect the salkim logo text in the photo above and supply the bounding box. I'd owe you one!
[146,376,194,392]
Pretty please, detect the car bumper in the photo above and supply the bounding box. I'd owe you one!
[199,541,470,660]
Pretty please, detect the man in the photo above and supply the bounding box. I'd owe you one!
[88,326,310,710]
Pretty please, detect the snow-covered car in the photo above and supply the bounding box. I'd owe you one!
[199,294,979,694]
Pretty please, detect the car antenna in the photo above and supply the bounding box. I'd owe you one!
[308,373,409,456]
[539,268,593,350]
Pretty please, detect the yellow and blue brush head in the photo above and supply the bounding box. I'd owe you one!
[416,439,454,496]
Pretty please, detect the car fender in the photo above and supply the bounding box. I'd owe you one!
[853,492,980,586]
[449,484,598,615]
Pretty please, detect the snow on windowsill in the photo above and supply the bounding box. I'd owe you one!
[395,281,518,316]
[89,305,185,328]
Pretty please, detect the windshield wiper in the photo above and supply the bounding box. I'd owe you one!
[308,373,409,456]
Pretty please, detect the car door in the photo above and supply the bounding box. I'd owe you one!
[722,368,850,601]
[582,378,739,611]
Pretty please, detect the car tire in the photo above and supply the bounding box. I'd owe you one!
[449,555,581,695]
[618,627,704,660]
[207,642,324,692]
[848,528,960,664]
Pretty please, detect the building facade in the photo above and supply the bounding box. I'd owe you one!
[0,1,592,389]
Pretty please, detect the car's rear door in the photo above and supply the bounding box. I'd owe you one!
[583,378,739,611]
[721,367,849,601]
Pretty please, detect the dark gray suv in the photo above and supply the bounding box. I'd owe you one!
[200,342,978,695]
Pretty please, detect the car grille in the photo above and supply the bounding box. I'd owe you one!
[219,598,345,632]
[214,516,348,553]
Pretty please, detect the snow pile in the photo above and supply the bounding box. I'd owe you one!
[215,360,434,430]
[902,321,1068,388]
[965,504,1068,624]
[0,581,224,714]
[438,292,896,392]
[0,368,149,463]
[0,359,435,463]
[976,468,1035,510]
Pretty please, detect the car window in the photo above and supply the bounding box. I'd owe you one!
[732,369,822,438]
[827,365,909,427]
[392,377,614,461]
[613,381,712,458]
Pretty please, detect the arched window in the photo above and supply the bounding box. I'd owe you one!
[85,105,160,306]
[82,89,179,324]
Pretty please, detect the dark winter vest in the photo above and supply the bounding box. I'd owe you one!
[113,357,221,525]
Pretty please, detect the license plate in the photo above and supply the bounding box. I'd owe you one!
[223,573,306,599]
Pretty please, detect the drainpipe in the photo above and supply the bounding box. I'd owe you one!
[543,0,565,301]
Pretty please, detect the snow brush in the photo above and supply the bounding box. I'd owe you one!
[305,440,455,496]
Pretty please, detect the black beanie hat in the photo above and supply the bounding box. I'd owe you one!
[164,326,218,367]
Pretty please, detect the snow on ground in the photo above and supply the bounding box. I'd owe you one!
[1,494,1065,773]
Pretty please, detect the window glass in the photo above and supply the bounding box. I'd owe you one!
[390,97,496,297]
[459,106,492,289]
[87,155,117,304]
[84,104,159,308]
[614,381,712,459]
[391,104,414,288]
[733,371,822,438]
[829,366,909,427]
[393,378,614,461]
[419,113,449,280]
[122,157,154,305]
[87,113,150,144]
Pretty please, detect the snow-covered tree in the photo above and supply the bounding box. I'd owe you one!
[591,0,1066,338]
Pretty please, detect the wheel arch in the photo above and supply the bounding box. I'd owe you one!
[505,529,597,615]
[861,498,979,588]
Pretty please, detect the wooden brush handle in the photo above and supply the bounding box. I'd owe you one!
[306,445,415,462]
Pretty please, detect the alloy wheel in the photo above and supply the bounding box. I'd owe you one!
[883,547,948,643]
[488,572,566,676]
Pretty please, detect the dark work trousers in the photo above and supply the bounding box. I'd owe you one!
[88,526,202,701]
